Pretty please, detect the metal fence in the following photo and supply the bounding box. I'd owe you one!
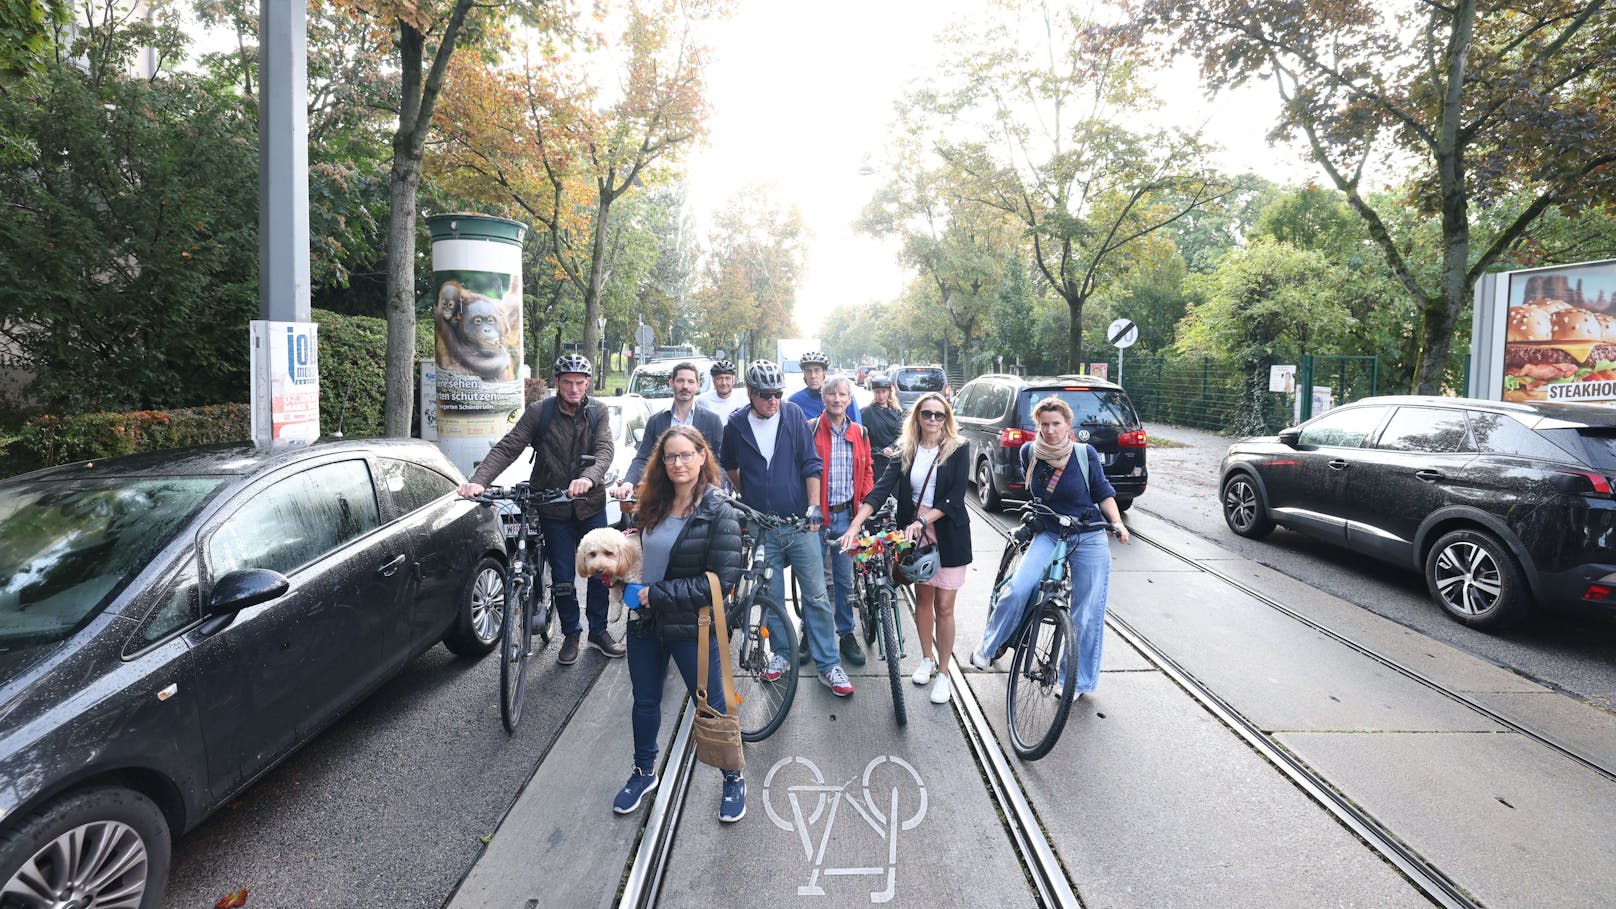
[1116,354,1380,434]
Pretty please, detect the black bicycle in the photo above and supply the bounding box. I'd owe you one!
[847,499,911,726]
[987,500,1115,760]
[471,483,570,733]
[722,495,809,741]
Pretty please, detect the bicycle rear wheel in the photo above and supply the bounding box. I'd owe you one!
[500,573,530,733]
[877,586,907,727]
[728,594,798,742]
[1006,601,1077,760]
[529,549,555,647]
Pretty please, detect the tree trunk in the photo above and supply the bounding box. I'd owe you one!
[1065,292,1086,373]
[581,190,614,374]
[383,155,421,436]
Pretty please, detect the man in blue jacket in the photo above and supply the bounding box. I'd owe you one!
[789,350,861,424]
[722,360,854,696]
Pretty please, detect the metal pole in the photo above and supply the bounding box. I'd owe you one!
[258,0,309,322]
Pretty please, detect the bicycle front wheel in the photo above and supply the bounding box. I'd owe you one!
[878,586,907,727]
[1006,601,1078,760]
[729,594,799,742]
[500,573,530,733]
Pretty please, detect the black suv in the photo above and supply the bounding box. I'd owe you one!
[954,373,1148,512]
[1219,395,1616,629]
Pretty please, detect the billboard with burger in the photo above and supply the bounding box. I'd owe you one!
[1502,260,1616,402]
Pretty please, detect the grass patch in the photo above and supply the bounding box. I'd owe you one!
[1147,434,1190,449]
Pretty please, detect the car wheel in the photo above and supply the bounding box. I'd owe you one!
[1220,473,1274,539]
[976,458,1003,511]
[1425,529,1532,629]
[445,555,504,656]
[0,787,170,909]
[1116,497,1133,513]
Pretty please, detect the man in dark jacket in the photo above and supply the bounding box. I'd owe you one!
[721,360,854,697]
[459,354,622,664]
[610,361,725,495]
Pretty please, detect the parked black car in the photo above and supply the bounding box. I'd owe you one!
[0,439,507,908]
[1219,395,1616,629]
[954,373,1148,512]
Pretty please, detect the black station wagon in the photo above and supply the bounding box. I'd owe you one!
[954,373,1148,512]
[0,439,506,908]
[1219,396,1616,629]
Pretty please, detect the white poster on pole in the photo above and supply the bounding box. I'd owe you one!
[250,320,320,445]
[420,359,439,441]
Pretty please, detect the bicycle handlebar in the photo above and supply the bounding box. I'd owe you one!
[1015,499,1117,536]
[466,484,573,508]
[721,493,812,532]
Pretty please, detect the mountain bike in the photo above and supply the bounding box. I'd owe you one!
[722,495,808,741]
[987,500,1115,760]
[470,483,571,733]
[846,500,911,726]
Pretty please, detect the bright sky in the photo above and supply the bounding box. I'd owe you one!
[682,0,1319,337]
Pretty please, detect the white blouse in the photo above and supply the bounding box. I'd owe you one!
[909,444,940,508]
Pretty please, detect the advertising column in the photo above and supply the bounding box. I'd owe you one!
[427,213,528,475]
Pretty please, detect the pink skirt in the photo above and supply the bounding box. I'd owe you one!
[921,564,967,590]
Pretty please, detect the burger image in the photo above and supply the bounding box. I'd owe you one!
[1503,299,1616,401]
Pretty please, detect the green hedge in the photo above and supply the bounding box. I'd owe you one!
[1,403,251,475]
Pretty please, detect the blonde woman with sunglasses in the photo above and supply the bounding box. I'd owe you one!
[838,392,973,704]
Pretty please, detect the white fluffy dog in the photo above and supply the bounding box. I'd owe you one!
[576,526,643,615]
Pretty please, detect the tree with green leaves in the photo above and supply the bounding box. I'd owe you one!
[691,184,805,362]
[1139,0,1616,394]
[905,0,1230,372]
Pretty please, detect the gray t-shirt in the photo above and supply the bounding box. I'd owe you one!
[639,512,691,585]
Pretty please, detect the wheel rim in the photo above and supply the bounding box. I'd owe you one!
[1432,540,1503,616]
[471,566,504,645]
[977,462,993,506]
[1224,479,1257,531]
[1007,612,1071,756]
[3,820,149,909]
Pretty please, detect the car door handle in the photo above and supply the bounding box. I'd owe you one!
[377,553,407,577]
[1328,459,1349,470]
[1415,469,1445,482]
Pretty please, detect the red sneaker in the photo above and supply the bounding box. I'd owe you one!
[819,666,855,697]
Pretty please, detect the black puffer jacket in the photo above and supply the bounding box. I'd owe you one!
[644,486,744,641]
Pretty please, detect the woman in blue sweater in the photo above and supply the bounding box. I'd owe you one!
[968,396,1129,694]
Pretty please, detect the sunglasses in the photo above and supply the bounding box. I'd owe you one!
[753,391,783,400]
[918,410,947,420]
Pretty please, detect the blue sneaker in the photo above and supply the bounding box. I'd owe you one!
[719,771,746,823]
[613,768,658,814]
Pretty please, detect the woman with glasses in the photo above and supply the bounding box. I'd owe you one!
[613,425,748,822]
[837,392,972,704]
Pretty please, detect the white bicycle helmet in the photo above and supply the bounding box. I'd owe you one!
[746,359,785,391]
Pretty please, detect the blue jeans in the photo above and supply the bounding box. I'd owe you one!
[762,525,838,673]
[625,629,731,773]
[540,510,609,636]
[821,509,855,636]
[980,530,1111,692]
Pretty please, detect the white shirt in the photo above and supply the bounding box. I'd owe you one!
[698,389,747,420]
[748,409,781,467]
[909,444,940,508]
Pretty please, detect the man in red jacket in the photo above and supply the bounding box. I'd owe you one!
[812,375,875,666]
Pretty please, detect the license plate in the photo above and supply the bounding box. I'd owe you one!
[1102,452,1116,466]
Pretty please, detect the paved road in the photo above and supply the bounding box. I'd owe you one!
[1140,423,1616,711]
[160,636,606,909]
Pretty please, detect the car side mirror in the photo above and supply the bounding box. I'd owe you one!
[200,568,290,634]
[1278,428,1302,447]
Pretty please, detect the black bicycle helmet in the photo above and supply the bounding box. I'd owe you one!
[553,353,593,377]
[710,359,737,376]
[894,545,940,585]
[867,372,893,389]
[799,350,830,368]
[746,359,785,391]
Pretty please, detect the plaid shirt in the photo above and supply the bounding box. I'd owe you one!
[826,417,854,506]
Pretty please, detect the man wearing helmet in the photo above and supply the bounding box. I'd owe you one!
[789,351,861,424]
[697,359,747,420]
[722,360,855,697]
[459,354,624,664]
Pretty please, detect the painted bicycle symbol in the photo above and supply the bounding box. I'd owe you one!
[763,754,928,904]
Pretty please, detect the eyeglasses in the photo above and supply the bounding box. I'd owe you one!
[663,450,703,464]
[753,391,783,400]
[918,410,947,420]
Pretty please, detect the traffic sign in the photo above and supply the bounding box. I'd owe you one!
[1108,318,1138,349]
[635,323,655,349]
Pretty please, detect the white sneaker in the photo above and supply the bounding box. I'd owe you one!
[910,656,936,686]
[930,673,952,704]
[967,646,993,671]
